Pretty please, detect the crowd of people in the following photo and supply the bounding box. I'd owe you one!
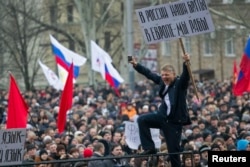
[0,73,250,167]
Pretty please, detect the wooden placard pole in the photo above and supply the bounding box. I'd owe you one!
[179,38,199,101]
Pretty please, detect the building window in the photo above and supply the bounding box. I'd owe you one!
[184,37,191,53]
[161,41,171,56]
[104,31,111,51]
[203,33,213,56]
[225,30,235,57]
[50,6,57,24]
[67,5,74,23]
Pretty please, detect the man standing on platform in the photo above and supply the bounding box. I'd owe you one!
[129,53,191,167]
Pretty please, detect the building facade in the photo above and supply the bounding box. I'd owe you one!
[134,0,250,82]
[12,0,250,89]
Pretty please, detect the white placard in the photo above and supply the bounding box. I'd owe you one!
[135,0,215,44]
[0,128,26,166]
[124,121,161,150]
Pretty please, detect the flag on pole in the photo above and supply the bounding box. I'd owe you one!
[38,60,63,90]
[57,63,73,134]
[234,37,250,96]
[240,37,250,79]
[91,41,124,92]
[6,74,28,129]
[233,71,250,96]
[104,62,124,89]
[49,35,86,85]
[91,40,112,79]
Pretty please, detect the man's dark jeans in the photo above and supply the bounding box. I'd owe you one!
[137,112,182,167]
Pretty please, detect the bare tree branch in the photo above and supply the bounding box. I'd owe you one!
[209,7,249,28]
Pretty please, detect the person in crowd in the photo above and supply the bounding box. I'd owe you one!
[69,147,81,159]
[74,130,85,144]
[23,144,37,165]
[181,154,195,167]
[88,142,106,167]
[210,143,221,151]
[199,145,210,166]
[119,102,135,121]
[212,137,227,151]
[103,143,129,167]
[193,150,202,167]
[34,149,53,167]
[26,130,39,146]
[53,144,72,167]
[129,53,191,167]
[49,142,57,159]
[111,131,122,145]
[59,134,72,152]
[28,113,40,136]
[128,158,135,167]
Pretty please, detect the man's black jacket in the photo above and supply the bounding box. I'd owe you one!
[134,62,191,125]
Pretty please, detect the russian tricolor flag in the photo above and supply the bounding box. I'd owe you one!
[233,70,250,96]
[234,37,250,96]
[104,62,124,89]
[240,37,250,79]
[91,41,124,92]
[49,35,86,86]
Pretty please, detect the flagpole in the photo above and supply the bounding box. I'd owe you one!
[179,38,199,101]
[126,0,135,91]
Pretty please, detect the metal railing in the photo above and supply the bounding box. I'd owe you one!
[2,151,194,167]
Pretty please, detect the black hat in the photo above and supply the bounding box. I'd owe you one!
[199,145,210,153]
[39,149,48,156]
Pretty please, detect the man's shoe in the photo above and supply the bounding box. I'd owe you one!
[140,149,157,155]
